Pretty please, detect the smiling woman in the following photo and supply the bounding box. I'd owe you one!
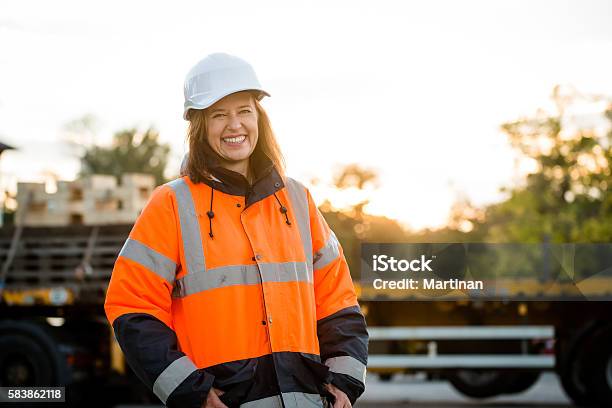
[206,94,258,161]
[185,90,285,186]
[104,53,369,408]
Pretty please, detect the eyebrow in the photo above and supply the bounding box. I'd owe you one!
[209,105,253,113]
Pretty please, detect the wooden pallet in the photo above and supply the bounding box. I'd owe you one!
[0,225,132,305]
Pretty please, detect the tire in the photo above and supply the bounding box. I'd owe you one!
[559,354,595,407]
[0,333,56,386]
[581,325,612,406]
[448,370,515,399]
[503,371,540,394]
[558,325,599,406]
[0,321,68,387]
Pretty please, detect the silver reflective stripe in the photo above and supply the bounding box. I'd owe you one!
[285,178,313,272]
[152,356,197,404]
[325,355,367,384]
[241,395,283,408]
[167,178,206,275]
[260,261,312,286]
[241,393,323,408]
[240,395,283,408]
[281,392,325,408]
[119,238,176,284]
[313,231,340,271]
[173,261,311,298]
[175,264,260,297]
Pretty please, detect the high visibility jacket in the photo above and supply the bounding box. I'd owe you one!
[104,163,368,408]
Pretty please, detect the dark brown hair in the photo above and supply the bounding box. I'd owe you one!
[185,94,285,183]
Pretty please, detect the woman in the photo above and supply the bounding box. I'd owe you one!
[105,53,368,408]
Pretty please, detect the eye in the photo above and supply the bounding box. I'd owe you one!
[239,109,252,114]
[212,113,227,119]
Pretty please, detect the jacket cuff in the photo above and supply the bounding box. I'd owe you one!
[329,372,365,405]
[166,370,215,408]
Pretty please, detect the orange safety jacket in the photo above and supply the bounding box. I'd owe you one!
[104,154,368,408]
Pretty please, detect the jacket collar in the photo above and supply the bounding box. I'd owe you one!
[200,144,284,207]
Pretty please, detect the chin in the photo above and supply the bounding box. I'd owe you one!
[224,152,252,162]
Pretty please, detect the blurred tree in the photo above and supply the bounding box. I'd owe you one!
[318,88,611,283]
[329,164,379,236]
[318,164,410,278]
[465,88,612,243]
[63,114,101,149]
[333,164,379,190]
[80,127,170,186]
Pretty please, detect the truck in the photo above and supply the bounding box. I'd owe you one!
[1,225,611,406]
[361,243,612,406]
[0,224,155,406]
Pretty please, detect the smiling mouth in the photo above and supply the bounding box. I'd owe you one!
[222,135,247,144]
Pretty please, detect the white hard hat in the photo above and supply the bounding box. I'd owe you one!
[183,53,270,120]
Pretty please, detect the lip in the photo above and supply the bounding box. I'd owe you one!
[221,134,248,147]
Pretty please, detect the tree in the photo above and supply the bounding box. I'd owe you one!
[63,114,101,149]
[466,87,612,243]
[318,164,411,278]
[80,127,171,186]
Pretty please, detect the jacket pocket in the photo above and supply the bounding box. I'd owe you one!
[298,354,331,382]
[296,353,333,399]
[218,379,254,408]
[210,359,258,408]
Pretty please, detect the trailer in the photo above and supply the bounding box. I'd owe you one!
[0,225,156,406]
[1,226,611,406]
[360,242,612,406]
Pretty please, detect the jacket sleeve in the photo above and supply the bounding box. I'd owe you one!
[104,184,214,408]
[306,189,369,404]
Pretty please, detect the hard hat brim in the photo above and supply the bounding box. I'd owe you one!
[183,88,270,120]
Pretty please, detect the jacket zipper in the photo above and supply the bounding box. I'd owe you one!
[241,205,287,408]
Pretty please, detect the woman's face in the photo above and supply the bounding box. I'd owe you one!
[205,91,258,171]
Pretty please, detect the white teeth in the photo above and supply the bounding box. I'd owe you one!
[223,135,246,143]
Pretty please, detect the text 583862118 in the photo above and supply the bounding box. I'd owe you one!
[0,387,65,402]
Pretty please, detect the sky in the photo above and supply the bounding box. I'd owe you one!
[1,0,611,229]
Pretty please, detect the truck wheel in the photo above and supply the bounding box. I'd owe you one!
[448,370,513,398]
[558,325,598,406]
[503,372,540,394]
[559,352,594,406]
[581,325,612,405]
[0,321,68,387]
[0,334,55,386]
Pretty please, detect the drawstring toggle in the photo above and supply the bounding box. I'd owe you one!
[208,188,215,239]
[273,194,292,226]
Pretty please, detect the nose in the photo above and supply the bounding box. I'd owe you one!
[226,114,242,131]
